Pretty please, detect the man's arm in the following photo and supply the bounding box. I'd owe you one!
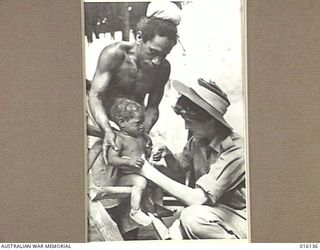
[140,157,208,206]
[144,61,171,132]
[88,44,125,157]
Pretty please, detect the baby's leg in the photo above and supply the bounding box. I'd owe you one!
[117,174,151,226]
[117,174,147,210]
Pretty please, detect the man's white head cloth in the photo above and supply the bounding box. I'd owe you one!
[146,1,181,26]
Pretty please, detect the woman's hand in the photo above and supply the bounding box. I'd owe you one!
[140,154,157,177]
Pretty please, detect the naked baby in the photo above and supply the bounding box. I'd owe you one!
[107,98,152,226]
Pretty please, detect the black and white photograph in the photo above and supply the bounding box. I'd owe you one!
[84,0,248,241]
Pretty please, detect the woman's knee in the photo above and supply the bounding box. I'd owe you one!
[180,205,207,228]
[179,205,220,237]
[180,205,239,239]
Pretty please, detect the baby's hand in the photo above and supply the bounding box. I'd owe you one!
[152,148,163,162]
[151,143,170,162]
[130,156,145,169]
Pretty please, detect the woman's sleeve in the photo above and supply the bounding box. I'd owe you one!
[195,142,245,205]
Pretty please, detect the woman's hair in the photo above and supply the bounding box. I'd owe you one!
[174,96,232,133]
[110,98,145,124]
[173,96,213,122]
[133,17,178,45]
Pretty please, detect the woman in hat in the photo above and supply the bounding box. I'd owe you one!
[141,78,247,239]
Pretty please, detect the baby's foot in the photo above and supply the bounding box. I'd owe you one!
[130,209,152,226]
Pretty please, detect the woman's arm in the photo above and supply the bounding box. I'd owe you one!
[140,157,208,206]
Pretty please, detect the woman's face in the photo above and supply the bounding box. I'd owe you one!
[183,116,218,140]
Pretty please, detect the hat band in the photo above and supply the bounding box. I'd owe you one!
[193,85,229,114]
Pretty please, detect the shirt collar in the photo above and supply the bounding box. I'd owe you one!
[209,130,234,153]
[197,133,224,153]
[208,134,224,153]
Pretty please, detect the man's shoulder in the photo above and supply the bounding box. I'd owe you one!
[100,41,133,60]
[96,42,135,71]
[115,41,135,52]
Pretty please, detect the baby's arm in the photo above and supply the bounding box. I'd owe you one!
[152,144,181,172]
[108,137,144,169]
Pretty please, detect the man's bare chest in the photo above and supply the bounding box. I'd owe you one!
[112,59,158,94]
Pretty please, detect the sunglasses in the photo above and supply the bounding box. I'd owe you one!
[172,105,199,119]
[172,104,214,123]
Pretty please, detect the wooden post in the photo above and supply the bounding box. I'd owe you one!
[88,199,124,241]
[87,140,102,172]
[121,3,130,41]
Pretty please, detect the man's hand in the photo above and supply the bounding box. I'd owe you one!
[102,130,118,164]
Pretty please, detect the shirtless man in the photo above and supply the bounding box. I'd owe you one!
[88,16,178,162]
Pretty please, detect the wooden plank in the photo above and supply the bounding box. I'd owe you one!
[148,213,170,240]
[87,124,103,138]
[88,199,123,241]
[88,186,132,201]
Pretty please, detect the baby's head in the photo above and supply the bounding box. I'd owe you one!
[110,98,145,137]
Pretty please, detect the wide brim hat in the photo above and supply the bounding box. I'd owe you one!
[172,78,233,129]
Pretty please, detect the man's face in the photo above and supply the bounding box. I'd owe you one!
[138,34,175,69]
[122,111,145,137]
